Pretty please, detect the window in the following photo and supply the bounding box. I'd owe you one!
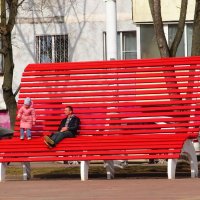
[140,24,193,58]
[36,35,68,63]
[118,32,137,59]
[168,24,185,57]
[103,31,137,60]
[140,24,160,58]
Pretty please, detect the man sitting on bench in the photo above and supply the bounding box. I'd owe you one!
[44,106,80,148]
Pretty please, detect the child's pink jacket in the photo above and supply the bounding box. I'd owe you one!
[17,105,36,129]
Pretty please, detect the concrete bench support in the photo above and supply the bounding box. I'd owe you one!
[168,139,198,179]
[80,161,89,181]
[0,163,6,182]
[22,162,31,180]
[105,160,115,179]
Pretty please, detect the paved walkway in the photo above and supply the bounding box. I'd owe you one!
[0,178,200,200]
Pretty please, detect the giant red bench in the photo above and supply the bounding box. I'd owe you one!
[0,56,200,181]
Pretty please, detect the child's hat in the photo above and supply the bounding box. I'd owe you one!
[24,97,31,106]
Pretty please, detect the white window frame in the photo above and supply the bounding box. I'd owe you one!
[136,25,141,59]
[103,31,137,60]
[184,25,188,57]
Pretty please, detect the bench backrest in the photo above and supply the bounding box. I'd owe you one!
[15,57,200,138]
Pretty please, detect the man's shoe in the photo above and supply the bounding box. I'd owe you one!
[44,135,54,145]
[44,140,53,148]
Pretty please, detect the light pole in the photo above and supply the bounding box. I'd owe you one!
[104,0,117,60]
[103,0,127,179]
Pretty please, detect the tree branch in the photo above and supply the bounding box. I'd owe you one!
[14,85,20,97]
[169,0,188,57]
[18,0,25,7]
[191,0,200,56]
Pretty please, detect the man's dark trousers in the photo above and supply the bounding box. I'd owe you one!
[50,131,74,146]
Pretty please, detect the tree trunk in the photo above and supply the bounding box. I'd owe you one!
[191,0,200,56]
[149,0,170,57]
[1,0,22,129]
[2,33,17,130]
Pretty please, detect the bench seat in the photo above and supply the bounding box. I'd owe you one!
[0,56,200,181]
[0,133,195,162]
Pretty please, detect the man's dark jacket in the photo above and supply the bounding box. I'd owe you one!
[58,115,80,135]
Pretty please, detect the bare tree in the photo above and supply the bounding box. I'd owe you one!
[191,0,200,55]
[148,0,188,57]
[1,0,25,129]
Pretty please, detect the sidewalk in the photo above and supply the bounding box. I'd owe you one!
[0,178,200,200]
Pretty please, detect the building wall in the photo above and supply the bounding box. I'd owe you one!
[0,0,136,110]
[132,0,195,23]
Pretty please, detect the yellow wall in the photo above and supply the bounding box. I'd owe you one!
[132,0,195,23]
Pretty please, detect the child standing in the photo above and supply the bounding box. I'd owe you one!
[17,97,36,140]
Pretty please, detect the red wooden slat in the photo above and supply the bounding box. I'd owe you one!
[21,70,200,82]
[18,99,200,108]
[15,114,200,122]
[19,82,200,93]
[16,94,200,104]
[24,56,200,71]
[0,149,181,157]
[15,110,200,118]
[22,64,200,76]
[20,76,200,87]
[22,104,200,114]
[19,87,200,99]
[0,154,181,163]
[33,128,200,136]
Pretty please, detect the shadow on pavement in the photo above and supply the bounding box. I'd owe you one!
[32,162,192,180]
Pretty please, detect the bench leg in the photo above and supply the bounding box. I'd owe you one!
[0,163,6,182]
[22,162,31,180]
[182,139,198,178]
[104,160,115,179]
[167,159,177,179]
[80,161,89,181]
